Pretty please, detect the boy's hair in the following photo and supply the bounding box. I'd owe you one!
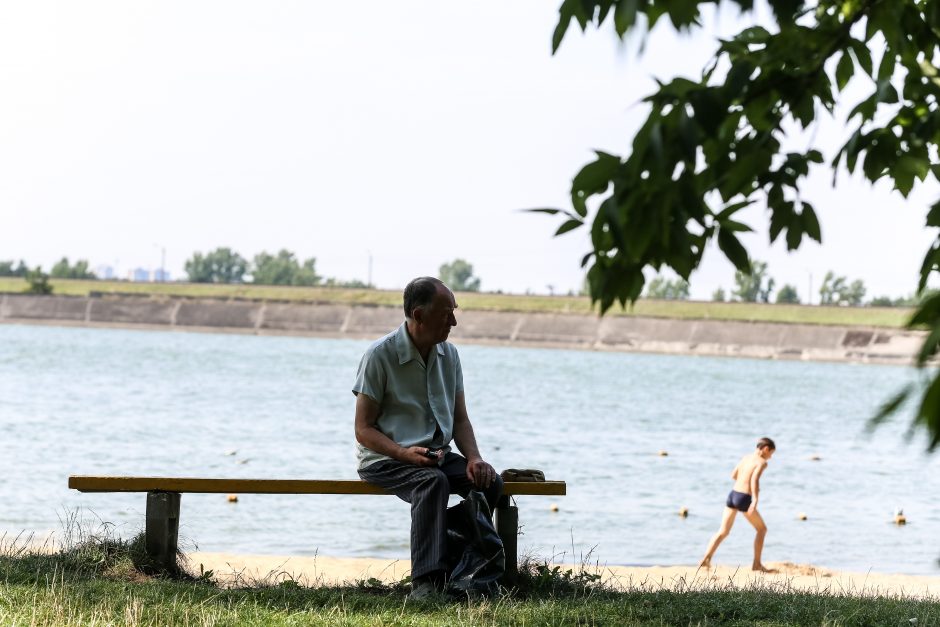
[756,437,776,451]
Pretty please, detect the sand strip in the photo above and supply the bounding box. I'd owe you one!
[187,552,940,599]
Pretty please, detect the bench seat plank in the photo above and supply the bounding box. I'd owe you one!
[68,476,566,496]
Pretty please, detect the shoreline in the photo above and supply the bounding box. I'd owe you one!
[0,292,924,365]
[186,551,940,599]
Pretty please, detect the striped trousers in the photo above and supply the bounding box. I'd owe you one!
[358,452,504,580]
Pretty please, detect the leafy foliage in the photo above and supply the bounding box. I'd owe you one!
[251,250,320,286]
[439,259,482,292]
[0,260,28,277]
[869,293,918,307]
[538,0,940,449]
[775,284,800,304]
[732,260,774,303]
[184,248,248,284]
[50,257,95,280]
[819,271,866,306]
[644,274,690,300]
[323,278,373,289]
[24,267,53,295]
[712,287,727,302]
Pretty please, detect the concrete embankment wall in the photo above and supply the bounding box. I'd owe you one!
[0,293,924,365]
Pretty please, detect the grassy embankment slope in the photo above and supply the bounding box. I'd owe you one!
[0,277,914,328]
[2,541,937,626]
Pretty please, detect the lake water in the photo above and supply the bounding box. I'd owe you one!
[1,323,937,575]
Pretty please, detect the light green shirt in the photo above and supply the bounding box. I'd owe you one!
[353,322,464,469]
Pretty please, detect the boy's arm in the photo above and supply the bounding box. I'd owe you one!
[748,462,767,511]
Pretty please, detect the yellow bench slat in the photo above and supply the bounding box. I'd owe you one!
[68,476,566,496]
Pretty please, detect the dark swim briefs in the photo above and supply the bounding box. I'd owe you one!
[726,490,752,512]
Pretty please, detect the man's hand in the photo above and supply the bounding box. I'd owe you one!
[748,501,758,514]
[466,457,497,489]
[400,446,442,467]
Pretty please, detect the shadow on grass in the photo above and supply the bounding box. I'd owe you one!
[1,518,939,626]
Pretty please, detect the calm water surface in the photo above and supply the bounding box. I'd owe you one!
[0,323,937,574]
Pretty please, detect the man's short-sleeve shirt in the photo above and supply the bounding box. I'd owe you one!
[353,322,464,469]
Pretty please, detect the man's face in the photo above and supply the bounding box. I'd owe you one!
[759,446,775,460]
[419,286,458,344]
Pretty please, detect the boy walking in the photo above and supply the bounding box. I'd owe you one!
[700,437,776,572]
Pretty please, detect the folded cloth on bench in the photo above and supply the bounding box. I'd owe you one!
[500,469,545,482]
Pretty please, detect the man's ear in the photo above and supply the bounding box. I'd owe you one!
[411,306,423,324]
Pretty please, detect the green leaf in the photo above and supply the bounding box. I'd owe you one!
[717,228,750,271]
[917,324,940,365]
[736,26,771,44]
[720,219,753,233]
[848,93,877,122]
[717,200,754,220]
[572,151,620,197]
[849,41,873,77]
[552,2,576,54]
[688,89,726,136]
[868,384,914,429]
[835,51,854,91]
[918,241,940,294]
[915,373,940,451]
[877,51,896,81]
[800,203,822,243]
[613,0,639,36]
[785,211,804,250]
[926,199,940,228]
[768,198,791,244]
[555,218,583,236]
[525,207,581,221]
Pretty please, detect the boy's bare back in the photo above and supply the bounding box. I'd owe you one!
[731,453,768,495]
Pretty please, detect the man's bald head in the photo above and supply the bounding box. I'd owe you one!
[403,277,447,320]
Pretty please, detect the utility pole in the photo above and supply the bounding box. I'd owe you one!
[807,271,813,306]
[154,244,166,282]
[367,251,373,287]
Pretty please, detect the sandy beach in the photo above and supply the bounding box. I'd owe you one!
[187,552,940,599]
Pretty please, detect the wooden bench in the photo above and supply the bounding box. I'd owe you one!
[68,476,566,582]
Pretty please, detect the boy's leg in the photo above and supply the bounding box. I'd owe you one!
[743,509,771,572]
[699,507,737,568]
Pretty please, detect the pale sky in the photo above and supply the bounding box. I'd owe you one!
[0,1,934,302]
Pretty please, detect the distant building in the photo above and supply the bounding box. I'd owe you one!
[95,265,115,280]
[129,268,150,282]
[152,269,171,282]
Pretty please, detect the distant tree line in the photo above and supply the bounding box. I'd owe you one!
[2,257,96,280]
[642,260,917,307]
[183,247,371,288]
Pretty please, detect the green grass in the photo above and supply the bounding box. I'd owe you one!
[0,531,937,626]
[0,277,915,328]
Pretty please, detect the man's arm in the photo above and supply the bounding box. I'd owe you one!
[354,393,438,467]
[452,391,497,488]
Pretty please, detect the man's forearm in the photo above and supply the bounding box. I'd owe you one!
[453,420,482,461]
[357,426,406,461]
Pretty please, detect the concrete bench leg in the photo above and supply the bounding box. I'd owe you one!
[495,495,518,585]
[145,491,181,574]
